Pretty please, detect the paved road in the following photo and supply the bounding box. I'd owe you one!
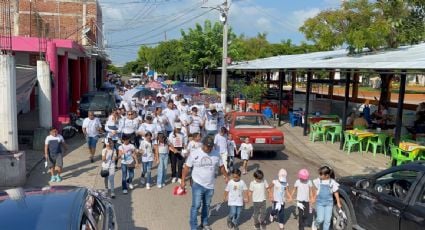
[25,135,318,230]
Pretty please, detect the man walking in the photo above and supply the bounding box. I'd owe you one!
[82,111,102,163]
[181,136,229,230]
[44,127,67,182]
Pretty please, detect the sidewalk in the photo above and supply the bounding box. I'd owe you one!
[274,121,389,176]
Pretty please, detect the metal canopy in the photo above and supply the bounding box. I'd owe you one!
[228,43,425,71]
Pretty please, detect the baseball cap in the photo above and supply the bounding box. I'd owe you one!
[202,136,214,148]
[278,168,287,182]
[175,122,182,129]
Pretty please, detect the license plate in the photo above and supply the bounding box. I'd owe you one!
[94,111,102,115]
[255,138,266,144]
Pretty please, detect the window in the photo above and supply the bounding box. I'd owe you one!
[417,186,425,204]
[235,116,271,127]
[372,170,420,201]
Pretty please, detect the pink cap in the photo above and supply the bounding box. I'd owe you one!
[298,169,310,180]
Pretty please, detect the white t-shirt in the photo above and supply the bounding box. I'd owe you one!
[45,135,65,154]
[44,135,64,145]
[118,143,136,165]
[240,143,253,160]
[82,118,102,137]
[204,112,218,131]
[312,178,339,194]
[249,179,269,202]
[139,140,154,162]
[156,141,169,155]
[101,149,116,169]
[185,148,223,189]
[214,134,228,154]
[120,117,139,134]
[272,179,289,204]
[227,140,237,157]
[294,179,313,202]
[225,179,248,206]
[187,140,202,155]
[138,123,158,138]
[188,115,203,134]
[163,108,179,131]
[168,132,187,148]
[153,114,166,132]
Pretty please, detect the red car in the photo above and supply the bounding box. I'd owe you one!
[225,112,284,156]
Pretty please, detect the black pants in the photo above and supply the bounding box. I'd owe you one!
[170,147,184,178]
[298,201,310,230]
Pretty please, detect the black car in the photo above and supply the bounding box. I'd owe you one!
[78,91,116,121]
[0,186,117,230]
[336,161,425,230]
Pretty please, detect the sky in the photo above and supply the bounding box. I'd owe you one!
[100,0,342,65]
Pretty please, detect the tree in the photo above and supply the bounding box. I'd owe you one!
[241,76,267,105]
[107,64,122,74]
[150,39,188,78]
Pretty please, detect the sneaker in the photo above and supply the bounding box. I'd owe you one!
[202,225,212,230]
[157,184,163,189]
[49,176,57,182]
[140,177,145,185]
[111,192,115,199]
[227,219,234,229]
[269,214,274,223]
[123,189,128,194]
[56,175,62,182]
[129,183,134,190]
[90,157,94,163]
[178,178,182,184]
[146,183,151,190]
[172,177,177,183]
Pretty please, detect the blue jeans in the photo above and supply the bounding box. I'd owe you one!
[121,163,134,190]
[315,203,333,230]
[228,205,243,226]
[87,136,98,149]
[157,153,169,186]
[142,161,153,184]
[190,182,214,230]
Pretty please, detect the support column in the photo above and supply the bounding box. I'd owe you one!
[278,70,284,126]
[0,55,18,151]
[80,58,89,95]
[328,70,335,97]
[352,71,359,99]
[58,52,69,115]
[37,60,52,128]
[340,70,352,149]
[46,41,59,128]
[303,71,312,136]
[394,71,407,147]
[71,59,81,112]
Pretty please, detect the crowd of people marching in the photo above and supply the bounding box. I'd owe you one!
[43,83,343,230]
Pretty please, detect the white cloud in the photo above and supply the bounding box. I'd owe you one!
[256,17,272,31]
[291,8,321,28]
[103,6,124,21]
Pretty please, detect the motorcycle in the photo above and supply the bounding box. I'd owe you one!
[62,113,84,139]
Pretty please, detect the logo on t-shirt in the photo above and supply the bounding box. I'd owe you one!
[200,157,213,167]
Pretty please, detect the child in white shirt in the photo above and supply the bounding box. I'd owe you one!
[214,127,229,172]
[291,169,314,230]
[227,134,238,172]
[224,169,248,230]
[139,132,155,189]
[249,170,270,230]
[238,138,253,174]
[269,168,292,230]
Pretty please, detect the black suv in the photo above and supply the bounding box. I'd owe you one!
[336,161,425,230]
[78,91,116,121]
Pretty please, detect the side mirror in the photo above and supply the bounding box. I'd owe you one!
[355,179,370,189]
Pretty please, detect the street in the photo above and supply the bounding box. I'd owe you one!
[25,134,318,230]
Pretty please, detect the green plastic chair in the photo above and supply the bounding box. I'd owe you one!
[366,133,388,156]
[353,125,366,130]
[309,123,317,141]
[326,125,342,144]
[312,125,327,143]
[416,149,425,161]
[390,145,415,166]
[343,131,362,154]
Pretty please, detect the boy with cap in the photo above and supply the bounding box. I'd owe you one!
[268,168,292,230]
[168,122,187,183]
[181,136,229,230]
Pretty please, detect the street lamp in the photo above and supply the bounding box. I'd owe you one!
[202,0,229,110]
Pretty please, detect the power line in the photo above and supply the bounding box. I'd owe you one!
[113,1,207,43]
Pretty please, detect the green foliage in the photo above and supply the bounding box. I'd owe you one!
[241,77,267,103]
[300,0,425,52]
[228,79,246,99]
[121,61,144,75]
[107,64,122,74]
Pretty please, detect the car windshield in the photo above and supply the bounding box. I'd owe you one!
[81,95,110,106]
[234,115,272,128]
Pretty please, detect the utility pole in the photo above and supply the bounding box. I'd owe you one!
[220,0,229,110]
[29,0,32,36]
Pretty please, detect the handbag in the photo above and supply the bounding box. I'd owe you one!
[127,158,136,168]
[100,153,113,177]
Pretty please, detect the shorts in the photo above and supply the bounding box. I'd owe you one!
[271,202,285,224]
[48,153,63,168]
[87,136,98,149]
[241,152,249,160]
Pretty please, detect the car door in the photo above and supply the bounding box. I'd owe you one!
[353,169,421,230]
[400,174,425,230]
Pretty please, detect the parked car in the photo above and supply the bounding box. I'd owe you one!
[225,112,284,156]
[0,186,118,230]
[335,161,425,230]
[78,91,116,121]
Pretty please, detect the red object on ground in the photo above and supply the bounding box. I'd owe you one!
[173,186,186,196]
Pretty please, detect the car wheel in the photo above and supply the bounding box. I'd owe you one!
[332,199,353,230]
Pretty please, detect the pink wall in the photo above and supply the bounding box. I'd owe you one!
[59,52,69,115]
[46,41,59,129]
